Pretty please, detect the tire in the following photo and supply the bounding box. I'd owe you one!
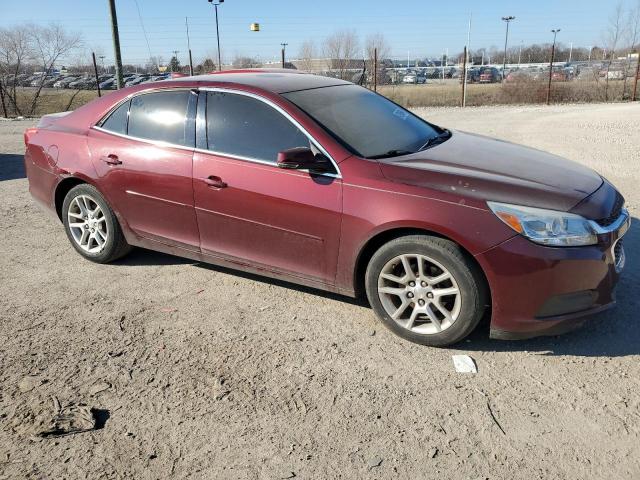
[365,235,486,347]
[62,184,132,263]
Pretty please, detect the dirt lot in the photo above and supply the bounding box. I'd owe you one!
[1,103,639,479]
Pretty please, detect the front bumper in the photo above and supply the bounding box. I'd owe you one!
[476,210,630,340]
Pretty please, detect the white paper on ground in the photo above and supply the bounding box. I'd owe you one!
[452,354,477,373]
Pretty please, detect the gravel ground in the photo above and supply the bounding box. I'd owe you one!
[1,103,639,479]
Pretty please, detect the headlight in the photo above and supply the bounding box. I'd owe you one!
[487,201,598,246]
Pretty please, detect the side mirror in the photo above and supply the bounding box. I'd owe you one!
[277,147,331,173]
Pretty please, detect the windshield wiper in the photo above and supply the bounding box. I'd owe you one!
[367,149,414,160]
[418,129,451,151]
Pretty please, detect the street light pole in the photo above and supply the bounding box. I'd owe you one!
[208,0,224,71]
[546,29,560,105]
[501,16,515,80]
[280,43,288,68]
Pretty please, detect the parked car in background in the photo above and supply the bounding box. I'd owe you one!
[479,67,501,83]
[54,76,79,88]
[606,69,625,80]
[551,67,573,82]
[464,68,481,83]
[505,69,531,83]
[23,71,630,347]
[402,74,417,84]
[99,79,117,90]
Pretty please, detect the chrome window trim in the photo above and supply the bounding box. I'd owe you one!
[92,125,196,153]
[199,86,341,179]
[91,86,342,179]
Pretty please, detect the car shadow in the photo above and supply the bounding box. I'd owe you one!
[0,153,26,181]
[459,216,639,358]
[112,247,366,307]
[114,218,637,357]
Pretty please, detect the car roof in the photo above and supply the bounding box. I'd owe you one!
[169,69,352,94]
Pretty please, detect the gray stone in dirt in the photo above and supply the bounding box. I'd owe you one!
[429,447,438,458]
[18,375,42,393]
[280,472,296,479]
[369,329,376,336]
[88,381,111,396]
[37,397,96,437]
[367,456,383,468]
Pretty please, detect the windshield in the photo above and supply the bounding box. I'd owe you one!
[282,84,444,158]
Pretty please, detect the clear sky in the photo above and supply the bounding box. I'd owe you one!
[2,0,635,66]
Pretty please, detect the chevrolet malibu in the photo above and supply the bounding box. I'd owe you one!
[24,71,630,346]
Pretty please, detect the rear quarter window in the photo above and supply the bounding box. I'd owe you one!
[99,100,130,135]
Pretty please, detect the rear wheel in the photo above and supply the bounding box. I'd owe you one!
[365,235,486,346]
[62,184,131,263]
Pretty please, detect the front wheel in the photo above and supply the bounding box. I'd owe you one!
[365,235,487,347]
[62,184,132,263]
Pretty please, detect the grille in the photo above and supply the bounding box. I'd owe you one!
[597,192,624,227]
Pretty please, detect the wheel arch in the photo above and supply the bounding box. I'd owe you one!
[353,227,491,306]
[54,175,99,222]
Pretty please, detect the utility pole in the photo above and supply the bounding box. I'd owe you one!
[373,47,378,91]
[518,41,523,67]
[546,29,560,105]
[107,0,124,89]
[569,42,573,63]
[501,16,515,80]
[588,46,593,62]
[633,53,640,101]
[208,0,224,71]
[99,55,106,73]
[461,46,468,107]
[280,43,288,68]
[92,52,102,97]
[463,12,472,107]
[185,17,194,76]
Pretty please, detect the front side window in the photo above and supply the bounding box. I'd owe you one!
[128,90,192,146]
[100,100,129,135]
[206,91,310,163]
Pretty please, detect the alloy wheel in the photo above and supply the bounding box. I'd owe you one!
[377,254,461,335]
[67,194,108,254]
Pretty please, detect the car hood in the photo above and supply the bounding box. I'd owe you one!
[378,130,603,212]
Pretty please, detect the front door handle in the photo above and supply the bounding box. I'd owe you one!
[203,175,227,189]
[101,153,122,165]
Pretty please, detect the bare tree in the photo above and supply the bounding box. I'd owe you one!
[603,2,626,99]
[27,23,82,115]
[322,30,359,79]
[0,25,32,116]
[146,56,164,73]
[231,55,260,69]
[625,0,640,97]
[365,33,390,85]
[297,40,316,72]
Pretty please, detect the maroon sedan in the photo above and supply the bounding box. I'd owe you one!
[24,71,630,346]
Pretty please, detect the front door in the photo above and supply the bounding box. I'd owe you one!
[88,89,200,250]
[192,90,342,284]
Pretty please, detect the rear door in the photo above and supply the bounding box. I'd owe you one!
[88,89,200,250]
[192,89,343,284]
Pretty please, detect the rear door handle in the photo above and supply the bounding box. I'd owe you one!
[101,153,122,165]
[203,175,227,189]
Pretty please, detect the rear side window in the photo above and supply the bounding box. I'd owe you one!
[128,90,192,146]
[206,91,310,163]
[100,100,129,135]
